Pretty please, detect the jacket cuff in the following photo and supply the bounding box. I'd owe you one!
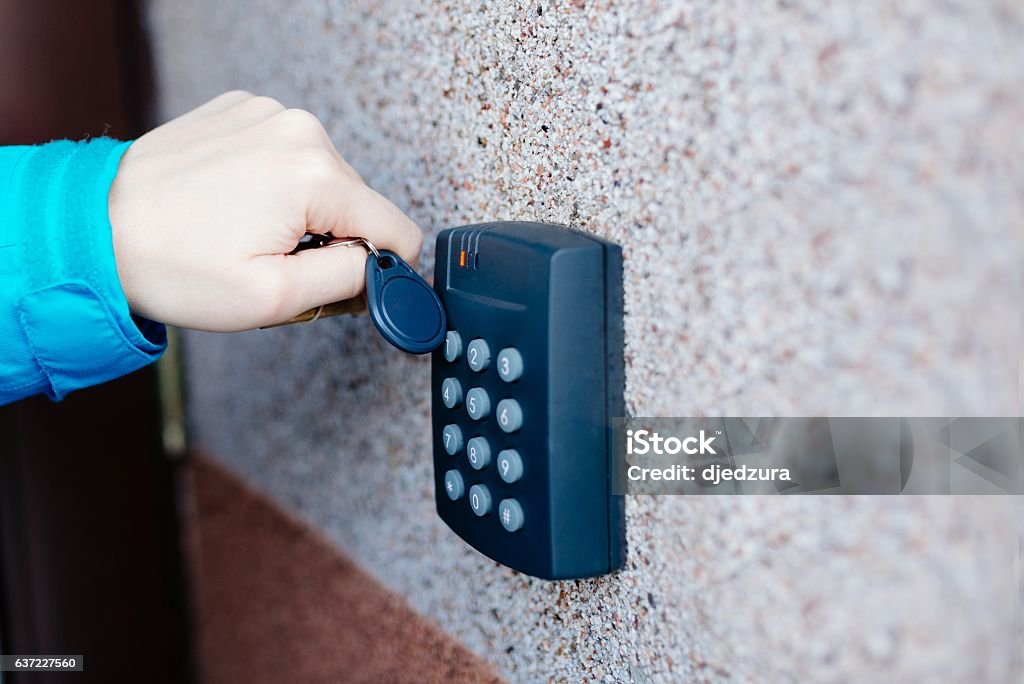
[14,138,166,399]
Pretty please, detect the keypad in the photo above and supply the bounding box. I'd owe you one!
[438,332,527,532]
[431,222,625,580]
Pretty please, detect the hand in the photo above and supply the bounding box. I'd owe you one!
[107,90,423,332]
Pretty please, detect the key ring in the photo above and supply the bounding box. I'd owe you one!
[318,235,381,259]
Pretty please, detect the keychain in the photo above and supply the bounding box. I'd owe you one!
[264,234,446,355]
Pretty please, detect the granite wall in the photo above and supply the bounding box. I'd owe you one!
[146,1,1023,681]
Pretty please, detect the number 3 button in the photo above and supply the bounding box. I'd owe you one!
[497,348,523,382]
[496,399,523,433]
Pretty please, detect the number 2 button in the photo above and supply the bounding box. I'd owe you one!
[467,339,490,372]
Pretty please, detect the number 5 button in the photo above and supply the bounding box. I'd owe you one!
[465,387,490,421]
[496,399,523,433]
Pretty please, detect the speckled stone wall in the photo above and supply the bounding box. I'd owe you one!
[146,1,1023,681]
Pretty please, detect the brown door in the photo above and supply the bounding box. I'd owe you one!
[0,2,194,682]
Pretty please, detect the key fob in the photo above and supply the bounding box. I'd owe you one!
[365,250,446,354]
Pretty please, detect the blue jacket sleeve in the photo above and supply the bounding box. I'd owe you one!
[0,138,166,405]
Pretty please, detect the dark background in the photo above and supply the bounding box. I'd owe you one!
[0,2,194,682]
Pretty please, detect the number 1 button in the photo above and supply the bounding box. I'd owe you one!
[444,331,462,362]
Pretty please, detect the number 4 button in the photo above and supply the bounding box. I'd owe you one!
[496,399,523,433]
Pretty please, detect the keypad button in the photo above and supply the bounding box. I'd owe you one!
[443,470,464,500]
[444,331,463,362]
[442,424,463,455]
[497,449,524,483]
[465,387,491,421]
[498,499,524,532]
[441,378,463,409]
[496,399,523,433]
[469,484,492,516]
[466,437,491,470]
[496,348,524,382]
[466,339,491,372]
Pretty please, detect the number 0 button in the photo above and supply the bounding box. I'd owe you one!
[469,484,492,516]
[441,378,462,409]
[496,399,523,433]
[442,424,463,455]
[497,348,523,382]
[466,339,491,372]
[465,387,491,421]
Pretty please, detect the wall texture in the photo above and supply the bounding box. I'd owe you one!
[146,1,1023,682]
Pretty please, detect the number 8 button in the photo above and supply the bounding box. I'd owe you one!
[496,399,523,433]
[467,436,491,470]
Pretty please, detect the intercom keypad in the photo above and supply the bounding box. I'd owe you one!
[431,222,624,580]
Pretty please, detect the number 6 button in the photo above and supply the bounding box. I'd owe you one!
[496,399,523,433]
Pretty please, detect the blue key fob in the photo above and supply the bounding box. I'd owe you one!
[365,250,446,354]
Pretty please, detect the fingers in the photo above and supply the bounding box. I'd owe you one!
[304,173,423,266]
[163,92,287,146]
[256,108,365,184]
[261,243,369,320]
[176,90,254,121]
